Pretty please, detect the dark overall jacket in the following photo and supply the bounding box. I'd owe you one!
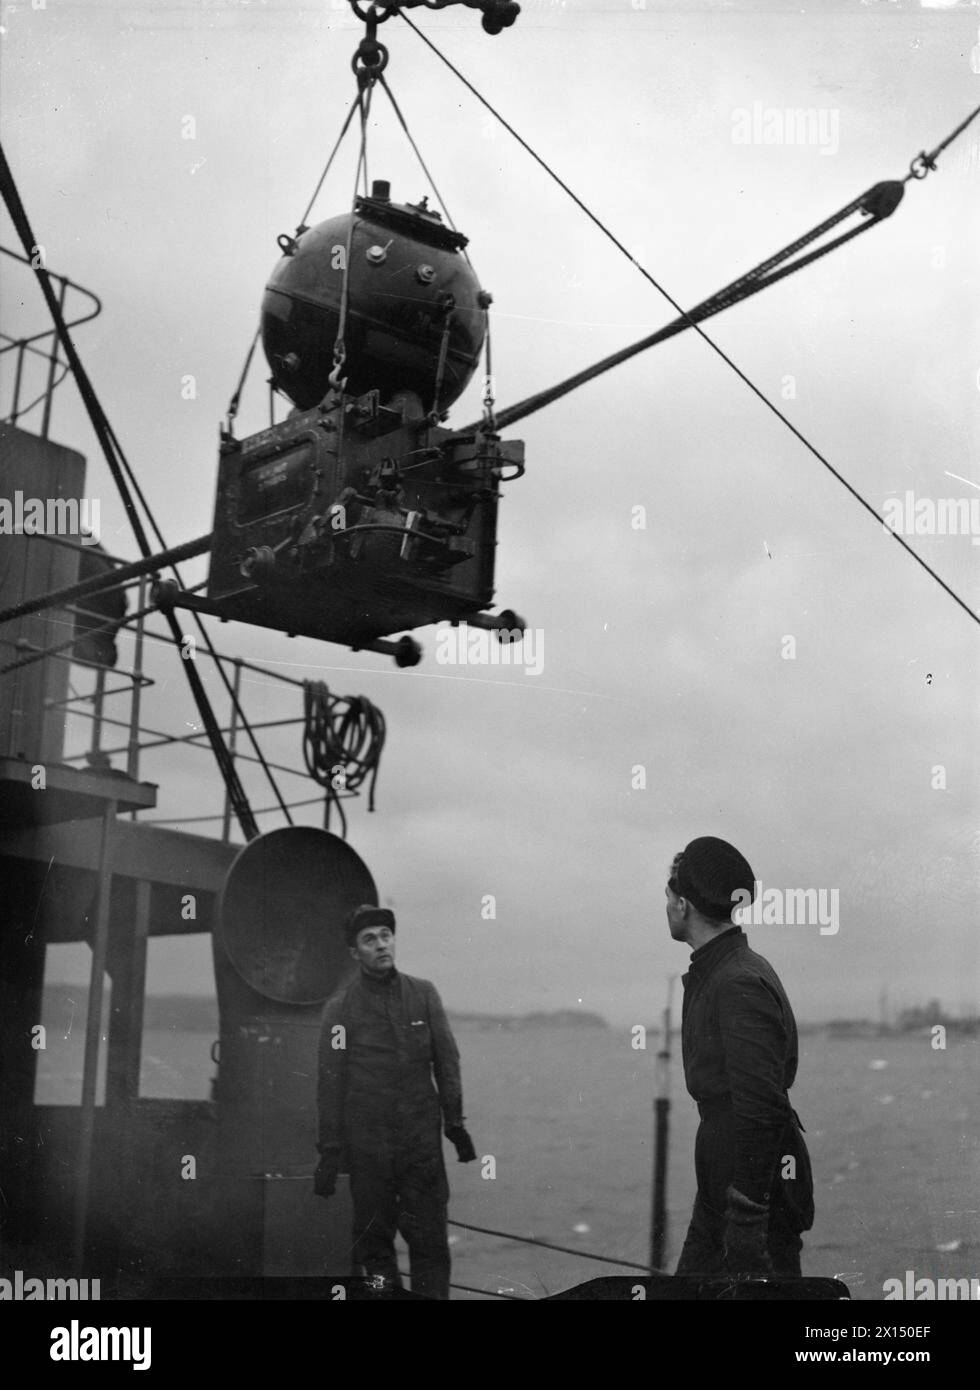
[681,928,813,1229]
[317,968,464,1298]
[316,968,463,1164]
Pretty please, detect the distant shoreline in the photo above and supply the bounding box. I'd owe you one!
[40,984,978,1038]
[39,984,609,1033]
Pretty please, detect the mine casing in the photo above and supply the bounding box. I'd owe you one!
[261,180,487,415]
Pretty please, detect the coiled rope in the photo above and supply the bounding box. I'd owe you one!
[302,681,386,835]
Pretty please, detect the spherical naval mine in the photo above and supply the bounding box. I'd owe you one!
[261,181,487,412]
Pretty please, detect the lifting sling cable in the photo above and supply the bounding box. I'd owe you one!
[225,90,364,428]
[301,91,365,228]
[331,82,375,389]
[0,141,261,839]
[374,72,491,421]
[377,74,466,246]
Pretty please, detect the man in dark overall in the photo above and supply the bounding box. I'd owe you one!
[666,837,814,1277]
[314,905,476,1299]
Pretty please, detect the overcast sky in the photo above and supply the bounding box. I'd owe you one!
[3,0,978,1025]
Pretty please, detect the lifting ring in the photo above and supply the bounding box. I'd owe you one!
[352,36,389,80]
[909,151,937,181]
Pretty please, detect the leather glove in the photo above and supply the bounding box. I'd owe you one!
[723,1185,773,1274]
[444,1124,477,1163]
[314,1149,340,1198]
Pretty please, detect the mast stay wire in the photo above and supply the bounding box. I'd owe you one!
[398,12,980,630]
[89,394,295,825]
[0,141,259,838]
[0,144,288,837]
[98,420,296,828]
[90,412,292,826]
[466,180,900,431]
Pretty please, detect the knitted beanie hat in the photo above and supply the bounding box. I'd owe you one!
[673,836,756,921]
[346,904,396,945]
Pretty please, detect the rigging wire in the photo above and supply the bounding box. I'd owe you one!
[224,92,365,430]
[398,15,980,630]
[477,181,911,436]
[3,594,311,697]
[330,81,376,390]
[447,1218,656,1273]
[481,305,495,431]
[0,586,204,678]
[109,486,295,826]
[0,150,259,838]
[9,34,975,652]
[301,90,366,228]
[94,417,294,824]
[0,534,214,628]
[0,143,268,837]
[49,330,291,818]
[377,74,465,244]
[375,71,494,422]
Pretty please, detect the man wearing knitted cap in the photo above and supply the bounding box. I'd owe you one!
[666,837,814,1278]
[314,904,476,1299]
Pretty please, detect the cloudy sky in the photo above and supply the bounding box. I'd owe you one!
[4,0,978,1025]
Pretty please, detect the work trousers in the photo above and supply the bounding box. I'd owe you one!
[349,1148,451,1300]
[675,1192,803,1277]
[675,1110,810,1278]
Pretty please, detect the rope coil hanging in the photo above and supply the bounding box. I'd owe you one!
[302,681,386,836]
